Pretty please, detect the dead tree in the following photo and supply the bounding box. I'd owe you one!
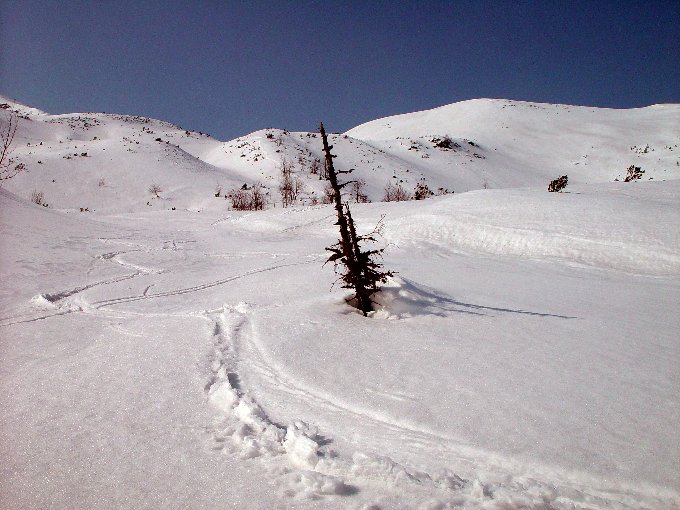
[279,158,301,207]
[320,122,392,316]
[350,179,369,203]
[1,113,26,182]
[310,158,321,176]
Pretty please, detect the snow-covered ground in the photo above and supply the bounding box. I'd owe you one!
[1,97,679,509]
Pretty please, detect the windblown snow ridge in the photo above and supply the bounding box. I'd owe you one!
[383,183,680,276]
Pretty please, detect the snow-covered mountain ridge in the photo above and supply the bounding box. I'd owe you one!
[1,95,678,213]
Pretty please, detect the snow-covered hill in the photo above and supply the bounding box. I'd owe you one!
[1,96,679,509]
[1,96,678,213]
[347,99,680,189]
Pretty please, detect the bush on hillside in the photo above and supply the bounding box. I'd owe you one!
[548,175,568,192]
[322,182,336,204]
[148,183,163,197]
[228,183,266,211]
[431,135,458,150]
[350,179,370,203]
[414,182,434,200]
[31,190,47,206]
[383,183,412,202]
[279,158,302,207]
[624,165,644,182]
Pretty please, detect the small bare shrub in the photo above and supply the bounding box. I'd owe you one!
[383,182,411,202]
[279,158,302,207]
[414,182,434,200]
[548,175,568,192]
[322,182,336,204]
[624,165,644,182]
[228,183,266,210]
[310,158,321,176]
[250,183,266,210]
[350,179,369,203]
[229,188,249,210]
[148,183,162,197]
[31,190,44,205]
[98,178,106,187]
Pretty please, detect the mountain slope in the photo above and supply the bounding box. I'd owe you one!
[1,96,678,213]
[346,98,680,189]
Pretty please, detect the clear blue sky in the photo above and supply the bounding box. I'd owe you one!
[1,0,678,140]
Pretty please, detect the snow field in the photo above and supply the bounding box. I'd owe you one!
[382,182,680,276]
[2,182,679,508]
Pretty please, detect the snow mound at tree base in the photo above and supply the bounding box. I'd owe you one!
[370,276,469,319]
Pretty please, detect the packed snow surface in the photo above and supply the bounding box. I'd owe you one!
[1,97,679,509]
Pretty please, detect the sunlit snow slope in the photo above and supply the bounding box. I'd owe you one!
[347,99,680,189]
[1,95,678,213]
[1,96,679,509]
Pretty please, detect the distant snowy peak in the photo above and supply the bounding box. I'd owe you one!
[0,95,48,117]
[345,98,680,141]
[341,97,680,189]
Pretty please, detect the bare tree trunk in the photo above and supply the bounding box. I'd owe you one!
[320,123,374,315]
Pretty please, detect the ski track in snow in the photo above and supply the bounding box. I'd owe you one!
[89,261,310,310]
[0,218,677,508]
[3,246,673,507]
[202,305,677,509]
[0,240,312,327]
[204,306,357,500]
[1,237,677,508]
